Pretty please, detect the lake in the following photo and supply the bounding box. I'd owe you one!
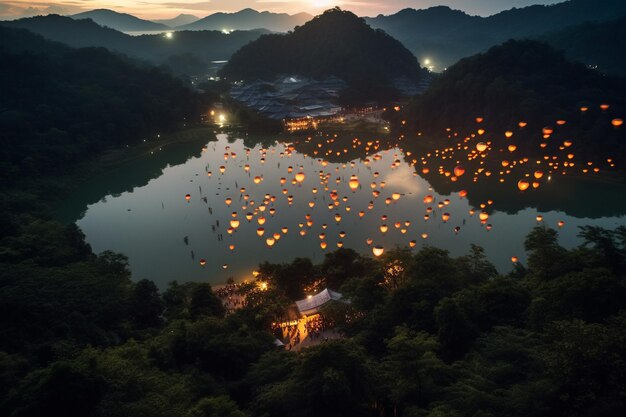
[58,128,626,288]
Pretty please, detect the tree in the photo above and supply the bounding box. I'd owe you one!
[189,284,225,319]
[129,279,164,329]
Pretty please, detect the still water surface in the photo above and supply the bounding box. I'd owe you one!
[58,129,626,288]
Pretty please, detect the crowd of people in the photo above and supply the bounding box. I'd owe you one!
[278,314,339,351]
[215,283,245,313]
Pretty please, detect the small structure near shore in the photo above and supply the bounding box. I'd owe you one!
[295,288,346,316]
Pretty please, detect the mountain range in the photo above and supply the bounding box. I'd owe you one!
[2,0,626,79]
[177,8,312,32]
[71,9,170,32]
[153,14,199,28]
[65,8,310,33]
[365,0,626,69]
[0,15,267,70]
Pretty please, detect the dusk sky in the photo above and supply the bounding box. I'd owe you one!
[1,1,560,20]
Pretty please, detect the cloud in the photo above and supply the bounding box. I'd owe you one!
[0,1,86,18]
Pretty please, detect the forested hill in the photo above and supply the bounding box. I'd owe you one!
[0,26,203,209]
[0,15,267,69]
[220,8,423,84]
[541,15,626,78]
[394,40,626,164]
[366,0,626,69]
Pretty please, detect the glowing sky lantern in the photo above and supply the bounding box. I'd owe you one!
[442,213,451,222]
[517,180,530,191]
[392,192,401,201]
[349,175,360,191]
[380,224,389,233]
[505,131,514,138]
[511,256,519,263]
[459,190,468,198]
[422,167,430,174]
[229,219,240,229]
[223,264,228,269]
[479,212,489,222]
[612,118,624,127]
[536,215,543,222]
[423,195,434,204]
[256,227,265,237]
[600,104,610,110]
[320,241,328,250]
[224,197,232,206]
[199,259,206,266]
[476,142,488,152]
[254,176,262,184]
[266,237,276,248]
[185,194,191,202]
[334,213,342,223]
[295,172,306,183]
[409,240,417,248]
[453,165,465,177]
[421,233,429,239]
[372,246,384,257]
[558,220,565,228]
[508,144,517,152]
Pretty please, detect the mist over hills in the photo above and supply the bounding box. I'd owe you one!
[0,15,267,71]
[71,8,169,32]
[177,8,312,32]
[153,14,199,28]
[2,0,625,80]
[366,0,626,69]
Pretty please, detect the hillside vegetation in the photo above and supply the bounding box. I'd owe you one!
[220,8,423,85]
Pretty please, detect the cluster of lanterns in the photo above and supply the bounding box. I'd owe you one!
[183,105,624,272]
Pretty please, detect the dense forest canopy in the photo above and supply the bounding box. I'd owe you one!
[220,8,423,85]
[366,0,626,69]
[1,6,626,417]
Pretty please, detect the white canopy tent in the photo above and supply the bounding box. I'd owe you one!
[295,288,345,316]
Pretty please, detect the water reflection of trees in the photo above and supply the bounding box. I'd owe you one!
[58,132,216,222]
[288,128,626,219]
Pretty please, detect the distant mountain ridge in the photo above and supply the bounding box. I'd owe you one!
[0,15,267,70]
[541,15,626,78]
[153,14,199,28]
[71,8,169,32]
[177,8,312,32]
[366,0,626,69]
